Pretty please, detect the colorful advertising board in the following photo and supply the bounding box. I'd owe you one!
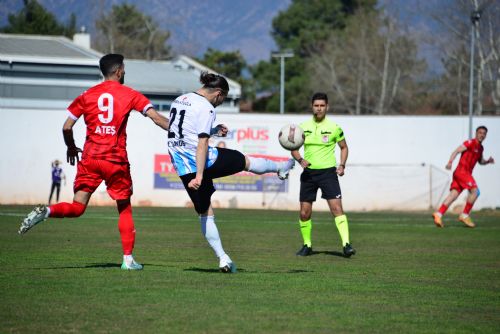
[154,154,290,192]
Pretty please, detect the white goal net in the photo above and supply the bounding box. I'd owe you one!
[339,163,450,211]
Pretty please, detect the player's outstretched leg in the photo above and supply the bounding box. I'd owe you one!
[19,201,87,235]
[18,204,48,235]
[246,157,295,180]
[277,159,295,180]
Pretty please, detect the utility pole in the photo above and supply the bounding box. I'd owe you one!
[271,50,294,114]
[468,10,481,139]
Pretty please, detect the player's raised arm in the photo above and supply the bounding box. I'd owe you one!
[446,145,467,169]
[144,107,169,131]
[479,155,494,165]
[211,124,228,137]
[62,117,82,166]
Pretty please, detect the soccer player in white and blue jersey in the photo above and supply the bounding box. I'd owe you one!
[167,72,295,273]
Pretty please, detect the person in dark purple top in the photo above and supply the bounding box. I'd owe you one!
[49,160,66,204]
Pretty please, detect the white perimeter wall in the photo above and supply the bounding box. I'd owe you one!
[1,108,499,211]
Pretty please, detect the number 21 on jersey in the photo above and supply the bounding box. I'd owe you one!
[168,108,185,139]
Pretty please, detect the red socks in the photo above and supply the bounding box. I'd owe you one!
[49,201,86,218]
[438,202,474,216]
[438,204,448,215]
[118,201,135,256]
[463,202,474,215]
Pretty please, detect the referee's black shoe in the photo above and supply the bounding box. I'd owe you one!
[296,245,312,256]
[343,243,356,257]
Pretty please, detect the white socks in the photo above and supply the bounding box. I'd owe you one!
[123,254,134,265]
[247,157,278,174]
[200,215,226,258]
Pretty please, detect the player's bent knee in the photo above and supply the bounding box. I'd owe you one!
[300,212,311,221]
[331,207,343,217]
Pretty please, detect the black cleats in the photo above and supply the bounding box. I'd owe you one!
[343,243,356,257]
[296,244,312,256]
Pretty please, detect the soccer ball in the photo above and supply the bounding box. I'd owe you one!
[278,124,305,151]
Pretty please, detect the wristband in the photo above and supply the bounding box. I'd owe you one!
[298,158,304,163]
[338,164,345,168]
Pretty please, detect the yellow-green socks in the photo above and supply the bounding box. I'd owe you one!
[334,214,350,246]
[299,219,312,247]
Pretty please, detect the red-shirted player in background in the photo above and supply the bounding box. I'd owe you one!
[19,54,169,270]
[433,126,494,228]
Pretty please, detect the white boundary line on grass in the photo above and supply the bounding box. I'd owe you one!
[2,212,496,228]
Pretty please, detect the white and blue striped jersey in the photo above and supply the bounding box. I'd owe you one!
[167,92,219,176]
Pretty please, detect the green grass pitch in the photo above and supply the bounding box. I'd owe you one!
[1,205,499,333]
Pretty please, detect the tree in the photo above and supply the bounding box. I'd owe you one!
[1,0,76,38]
[198,48,246,80]
[95,3,171,60]
[306,9,425,114]
[251,0,377,113]
[198,48,253,100]
[421,0,500,115]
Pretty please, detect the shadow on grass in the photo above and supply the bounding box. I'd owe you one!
[37,263,165,269]
[309,251,356,259]
[184,267,227,273]
[311,250,349,258]
[184,267,312,274]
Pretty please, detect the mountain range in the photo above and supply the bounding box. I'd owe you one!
[0,0,291,63]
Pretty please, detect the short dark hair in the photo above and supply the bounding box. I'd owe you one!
[311,92,328,104]
[99,54,124,77]
[200,71,229,93]
[476,125,488,132]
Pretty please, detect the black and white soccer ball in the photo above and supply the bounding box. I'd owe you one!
[278,124,305,151]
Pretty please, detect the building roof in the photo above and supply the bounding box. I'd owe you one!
[125,60,199,95]
[0,33,241,112]
[0,33,101,65]
[125,59,241,99]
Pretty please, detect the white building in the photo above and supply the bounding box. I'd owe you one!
[0,33,241,113]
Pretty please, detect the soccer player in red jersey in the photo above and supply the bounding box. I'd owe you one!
[19,54,169,270]
[433,126,494,228]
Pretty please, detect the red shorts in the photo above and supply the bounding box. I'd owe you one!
[74,159,133,200]
[450,170,477,193]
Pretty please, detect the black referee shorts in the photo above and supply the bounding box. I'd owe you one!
[299,167,342,202]
[180,148,246,214]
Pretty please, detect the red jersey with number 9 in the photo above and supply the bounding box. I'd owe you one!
[456,138,484,174]
[67,81,152,163]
